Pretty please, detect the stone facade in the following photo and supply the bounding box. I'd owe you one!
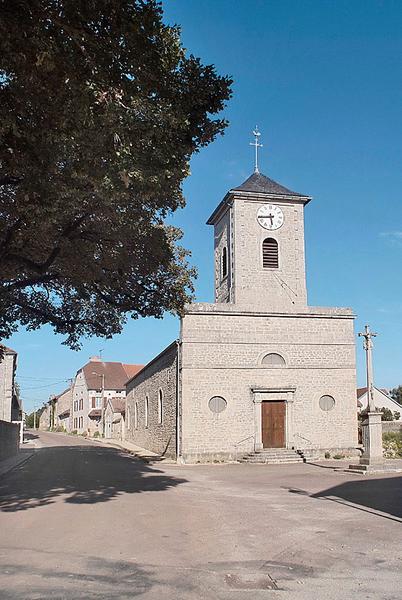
[179,304,357,462]
[0,348,17,423]
[125,342,177,458]
[55,388,72,431]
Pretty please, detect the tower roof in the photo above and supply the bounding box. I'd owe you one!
[233,171,306,197]
[207,171,311,225]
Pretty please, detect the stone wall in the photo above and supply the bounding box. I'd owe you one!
[232,196,307,311]
[126,342,177,457]
[0,352,16,422]
[382,421,402,433]
[180,307,357,462]
[0,420,19,460]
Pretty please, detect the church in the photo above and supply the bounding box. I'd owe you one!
[125,141,358,462]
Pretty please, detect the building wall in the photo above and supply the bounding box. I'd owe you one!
[55,389,72,431]
[180,307,357,461]
[223,196,308,311]
[71,371,87,433]
[39,403,52,430]
[0,352,16,423]
[214,208,232,303]
[126,343,177,457]
[0,420,19,460]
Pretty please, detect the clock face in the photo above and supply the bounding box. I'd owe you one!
[257,204,284,230]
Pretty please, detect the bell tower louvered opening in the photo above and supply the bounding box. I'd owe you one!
[262,238,279,269]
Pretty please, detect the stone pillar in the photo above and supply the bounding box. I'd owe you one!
[360,412,384,466]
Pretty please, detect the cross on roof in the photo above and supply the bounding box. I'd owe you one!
[250,126,263,174]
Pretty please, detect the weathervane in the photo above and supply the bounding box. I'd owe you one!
[250,126,263,174]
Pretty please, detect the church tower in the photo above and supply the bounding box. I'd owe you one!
[207,132,311,312]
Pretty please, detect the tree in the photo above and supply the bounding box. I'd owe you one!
[390,386,402,406]
[381,407,394,422]
[0,1,232,348]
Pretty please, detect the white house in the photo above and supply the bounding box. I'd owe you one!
[357,387,401,415]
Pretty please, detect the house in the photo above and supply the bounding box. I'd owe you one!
[0,346,20,422]
[71,357,142,436]
[104,398,126,440]
[39,400,53,430]
[125,161,358,462]
[54,387,73,431]
[357,387,401,415]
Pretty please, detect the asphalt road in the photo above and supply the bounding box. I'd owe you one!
[0,430,401,600]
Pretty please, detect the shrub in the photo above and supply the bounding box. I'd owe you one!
[324,451,331,459]
[333,453,346,460]
[383,431,402,458]
[71,430,77,435]
[93,431,100,438]
[381,408,394,421]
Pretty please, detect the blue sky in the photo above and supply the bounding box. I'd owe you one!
[7,0,402,413]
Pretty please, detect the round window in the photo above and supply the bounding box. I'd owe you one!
[319,395,335,411]
[208,396,227,414]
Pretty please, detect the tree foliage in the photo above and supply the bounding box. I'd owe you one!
[0,0,232,347]
[390,386,402,406]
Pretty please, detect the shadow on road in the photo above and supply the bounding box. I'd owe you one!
[0,553,158,599]
[23,431,39,441]
[0,445,187,512]
[283,475,402,522]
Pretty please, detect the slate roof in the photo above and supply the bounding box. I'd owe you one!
[232,171,307,197]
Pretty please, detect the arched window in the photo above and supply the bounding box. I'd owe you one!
[145,396,149,428]
[134,402,138,430]
[261,353,286,367]
[222,247,228,279]
[158,389,163,425]
[262,238,279,269]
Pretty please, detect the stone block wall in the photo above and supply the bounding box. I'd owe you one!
[0,353,16,422]
[126,342,178,458]
[180,307,357,462]
[0,420,19,460]
[231,197,308,311]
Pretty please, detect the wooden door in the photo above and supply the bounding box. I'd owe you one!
[262,401,285,448]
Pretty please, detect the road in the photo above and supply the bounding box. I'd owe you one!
[0,430,401,599]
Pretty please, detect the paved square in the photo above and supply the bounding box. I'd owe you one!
[0,432,401,599]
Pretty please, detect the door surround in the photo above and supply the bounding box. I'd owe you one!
[252,387,295,451]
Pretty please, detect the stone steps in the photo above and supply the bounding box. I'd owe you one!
[240,448,304,464]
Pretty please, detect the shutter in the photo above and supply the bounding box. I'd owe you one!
[262,238,279,268]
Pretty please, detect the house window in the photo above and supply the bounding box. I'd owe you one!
[74,400,78,412]
[79,398,83,410]
[262,238,279,269]
[96,397,102,408]
[222,247,228,279]
[145,396,149,428]
[158,389,163,425]
[134,402,138,430]
[92,396,96,408]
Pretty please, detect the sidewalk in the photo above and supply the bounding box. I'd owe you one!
[90,436,175,463]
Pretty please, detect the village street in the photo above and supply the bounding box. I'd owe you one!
[0,431,401,600]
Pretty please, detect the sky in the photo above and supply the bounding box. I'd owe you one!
[6,0,402,413]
